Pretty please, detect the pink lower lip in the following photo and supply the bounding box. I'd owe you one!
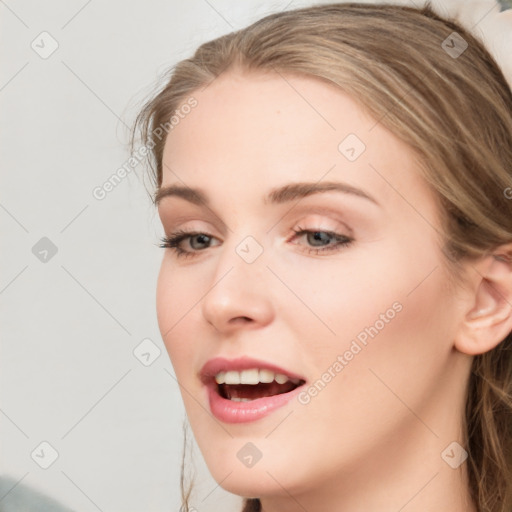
[206,382,304,424]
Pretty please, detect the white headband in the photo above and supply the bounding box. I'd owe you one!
[360,0,512,90]
[428,0,512,90]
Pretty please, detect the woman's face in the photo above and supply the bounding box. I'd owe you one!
[156,71,471,502]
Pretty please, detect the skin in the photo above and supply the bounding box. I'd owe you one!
[155,70,512,512]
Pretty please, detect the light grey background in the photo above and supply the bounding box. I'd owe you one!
[1,1,510,511]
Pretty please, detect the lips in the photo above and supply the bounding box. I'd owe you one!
[199,356,308,423]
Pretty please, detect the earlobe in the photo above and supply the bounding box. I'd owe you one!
[454,246,512,356]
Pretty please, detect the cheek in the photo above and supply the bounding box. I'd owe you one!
[289,248,456,427]
[156,260,200,375]
[275,239,456,412]
[270,240,445,356]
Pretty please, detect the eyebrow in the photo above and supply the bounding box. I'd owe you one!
[154,181,380,208]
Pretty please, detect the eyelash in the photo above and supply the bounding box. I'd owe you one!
[158,225,354,259]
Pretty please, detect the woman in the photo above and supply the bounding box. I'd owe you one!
[132,2,512,511]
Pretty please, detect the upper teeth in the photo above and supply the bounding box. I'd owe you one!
[215,369,300,386]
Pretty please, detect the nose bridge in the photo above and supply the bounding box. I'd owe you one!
[215,218,269,283]
[201,228,273,328]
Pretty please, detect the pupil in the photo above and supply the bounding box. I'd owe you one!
[191,234,209,249]
[309,231,330,246]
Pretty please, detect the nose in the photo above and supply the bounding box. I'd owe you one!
[201,238,274,334]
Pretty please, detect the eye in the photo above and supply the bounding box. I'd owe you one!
[158,225,354,258]
[288,225,353,255]
[158,229,217,259]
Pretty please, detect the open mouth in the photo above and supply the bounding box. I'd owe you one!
[202,364,308,422]
[215,376,306,402]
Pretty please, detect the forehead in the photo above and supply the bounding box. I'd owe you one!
[160,70,432,215]
[164,70,378,165]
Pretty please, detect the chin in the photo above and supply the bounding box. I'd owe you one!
[211,470,283,499]
[201,445,305,500]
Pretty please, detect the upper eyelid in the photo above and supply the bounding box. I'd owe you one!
[164,224,352,245]
[158,197,371,227]
[160,209,353,233]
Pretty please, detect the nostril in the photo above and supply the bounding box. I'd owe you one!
[231,316,252,324]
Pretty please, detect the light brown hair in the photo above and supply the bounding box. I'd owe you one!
[131,3,512,511]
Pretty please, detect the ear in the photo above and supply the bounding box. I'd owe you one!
[454,244,512,356]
